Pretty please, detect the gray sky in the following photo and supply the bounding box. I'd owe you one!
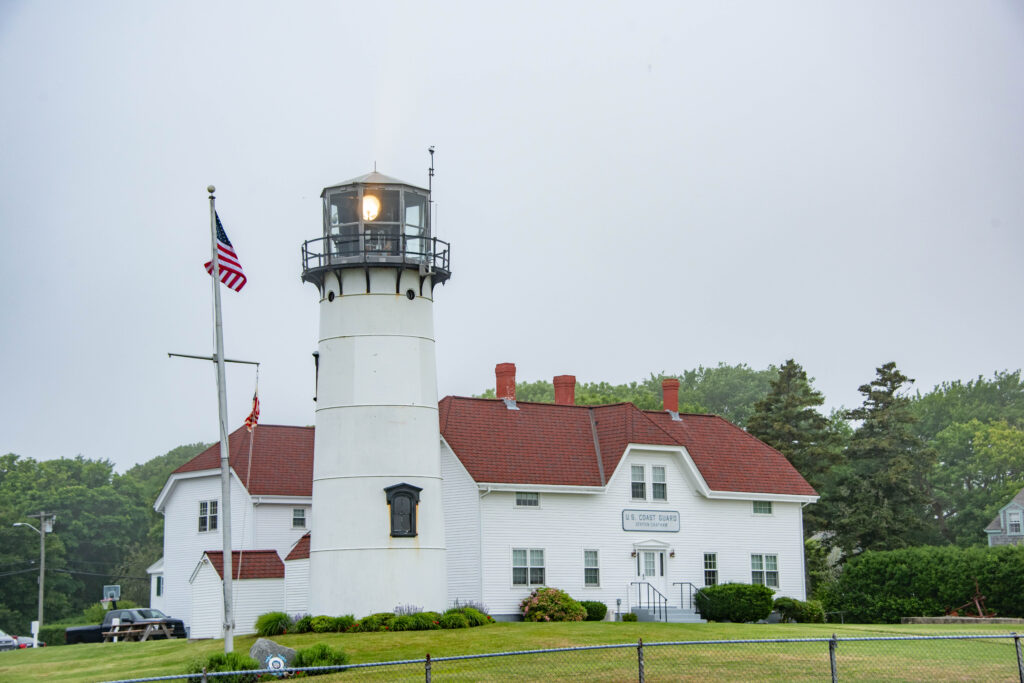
[1,1,1022,472]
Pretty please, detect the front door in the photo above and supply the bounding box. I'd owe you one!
[636,549,668,597]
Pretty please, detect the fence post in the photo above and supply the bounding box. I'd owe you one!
[201,667,208,683]
[829,633,838,683]
[1012,632,1023,683]
[425,652,432,683]
[637,637,645,683]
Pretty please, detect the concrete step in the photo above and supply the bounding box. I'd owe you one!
[631,607,706,624]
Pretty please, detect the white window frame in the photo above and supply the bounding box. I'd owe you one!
[584,549,600,587]
[703,553,717,586]
[292,508,306,528]
[155,575,163,597]
[515,492,540,508]
[631,465,646,500]
[752,500,773,515]
[652,466,667,501]
[751,553,779,588]
[1008,510,1022,534]
[198,500,218,533]
[512,548,545,586]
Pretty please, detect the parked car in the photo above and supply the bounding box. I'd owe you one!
[0,629,16,652]
[14,635,45,648]
[65,608,186,644]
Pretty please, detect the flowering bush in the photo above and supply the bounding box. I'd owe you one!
[519,587,586,622]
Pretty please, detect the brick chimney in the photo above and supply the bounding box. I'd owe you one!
[662,378,680,413]
[554,375,576,406]
[495,363,516,401]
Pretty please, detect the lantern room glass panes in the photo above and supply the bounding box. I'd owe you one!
[404,191,428,262]
[364,189,401,256]
[327,190,359,257]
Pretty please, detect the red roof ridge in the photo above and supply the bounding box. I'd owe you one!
[203,549,285,580]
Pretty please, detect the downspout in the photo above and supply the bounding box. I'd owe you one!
[800,502,809,601]
[478,486,492,605]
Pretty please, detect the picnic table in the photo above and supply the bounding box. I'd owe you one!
[102,622,173,642]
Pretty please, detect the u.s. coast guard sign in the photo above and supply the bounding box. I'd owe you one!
[622,509,680,532]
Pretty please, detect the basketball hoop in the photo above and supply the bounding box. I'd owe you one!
[100,598,114,611]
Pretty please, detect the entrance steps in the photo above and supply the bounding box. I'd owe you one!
[631,606,706,624]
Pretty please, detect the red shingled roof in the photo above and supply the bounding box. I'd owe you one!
[204,550,284,580]
[174,425,314,496]
[285,533,310,561]
[439,396,816,496]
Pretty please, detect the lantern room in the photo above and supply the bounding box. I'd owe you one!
[301,171,451,290]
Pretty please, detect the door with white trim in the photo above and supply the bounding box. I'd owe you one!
[636,549,668,597]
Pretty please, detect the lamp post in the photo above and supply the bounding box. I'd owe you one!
[14,512,54,647]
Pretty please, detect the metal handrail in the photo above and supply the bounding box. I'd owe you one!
[671,582,702,611]
[630,581,669,622]
[301,234,451,276]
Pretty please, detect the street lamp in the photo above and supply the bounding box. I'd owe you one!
[14,512,54,647]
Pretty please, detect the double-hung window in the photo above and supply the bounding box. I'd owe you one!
[751,554,779,588]
[584,550,600,587]
[631,465,646,499]
[652,466,667,500]
[753,501,773,515]
[1009,511,1022,534]
[703,553,718,586]
[513,548,545,586]
[198,500,218,533]
[516,492,539,507]
[293,508,306,529]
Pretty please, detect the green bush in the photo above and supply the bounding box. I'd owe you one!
[254,611,292,636]
[186,652,260,683]
[310,615,335,633]
[519,587,587,622]
[293,643,350,672]
[332,615,356,632]
[820,545,1024,623]
[439,612,469,629]
[621,612,638,622]
[412,611,441,630]
[40,623,72,646]
[389,615,417,631]
[444,606,491,627]
[81,600,139,625]
[352,612,394,632]
[695,583,774,623]
[579,600,608,622]
[773,597,825,623]
[292,615,314,633]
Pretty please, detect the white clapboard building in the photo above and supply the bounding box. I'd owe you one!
[150,170,817,636]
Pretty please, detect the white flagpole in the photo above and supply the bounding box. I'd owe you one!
[207,185,235,653]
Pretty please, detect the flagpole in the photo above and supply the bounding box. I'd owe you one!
[208,185,235,653]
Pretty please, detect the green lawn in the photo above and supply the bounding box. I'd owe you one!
[0,622,1019,683]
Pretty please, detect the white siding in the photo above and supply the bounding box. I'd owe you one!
[478,447,809,617]
[189,557,286,639]
[253,504,311,554]
[188,561,223,639]
[441,442,481,605]
[284,559,310,616]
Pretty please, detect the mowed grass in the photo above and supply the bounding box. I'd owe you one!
[0,622,1019,683]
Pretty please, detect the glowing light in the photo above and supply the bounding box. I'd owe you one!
[362,195,381,221]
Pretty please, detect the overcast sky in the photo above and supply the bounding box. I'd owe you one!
[1,1,1022,472]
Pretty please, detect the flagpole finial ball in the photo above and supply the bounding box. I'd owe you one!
[207,185,216,194]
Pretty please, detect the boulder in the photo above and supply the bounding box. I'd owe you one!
[249,638,297,669]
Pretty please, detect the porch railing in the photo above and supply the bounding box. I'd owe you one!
[672,581,702,611]
[630,581,669,622]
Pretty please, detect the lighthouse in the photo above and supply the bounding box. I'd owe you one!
[301,170,451,616]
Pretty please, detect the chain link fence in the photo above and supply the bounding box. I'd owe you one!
[106,632,1024,682]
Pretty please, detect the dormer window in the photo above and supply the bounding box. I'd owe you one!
[1009,511,1022,534]
[385,483,422,538]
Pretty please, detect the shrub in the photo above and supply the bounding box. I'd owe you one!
[310,615,335,633]
[773,597,825,623]
[444,606,491,627]
[353,612,395,632]
[81,599,139,625]
[186,652,260,683]
[519,587,587,622]
[621,612,638,622]
[439,612,469,629]
[412,611,441,630]
[293,643,350,672]
[292,615,314,633]
[579,600,608,622]
[254,611,292,636]
[390,615,417,631]
[332,615,356,632]
[695,583,774,623]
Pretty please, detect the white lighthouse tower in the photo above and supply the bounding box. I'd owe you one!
[301,170,451,616]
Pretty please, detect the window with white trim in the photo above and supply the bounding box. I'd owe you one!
[703,553,717,586]
[753,501,773,515]
[584,550,600,587]
[751,554,779,588]
[292,508,306,528]
[155,576,163,597]
[516,492,539,507]
[1009,511,1022,534]
[631,465,646,499]
[652,466,667,500]
[512,548,545,586]
[198,500,218,533]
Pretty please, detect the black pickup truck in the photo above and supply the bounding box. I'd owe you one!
[65,608,186,644]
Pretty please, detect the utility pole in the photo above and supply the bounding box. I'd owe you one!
[14,511,54,647]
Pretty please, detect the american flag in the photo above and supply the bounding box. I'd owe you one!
[244,390,260,432]
[204,213,247,292]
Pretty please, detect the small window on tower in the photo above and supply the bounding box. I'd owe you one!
[384,483,423,538]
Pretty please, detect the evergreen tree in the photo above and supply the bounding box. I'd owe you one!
[747,359,838,534]
[826,363,935,556]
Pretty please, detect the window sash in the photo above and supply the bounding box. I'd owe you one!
[293,509,306,528]
[516,492,539,507]
[751,554,779,587]
[584,550,599,587]
[753,501,772,515]
[631,465,645,499]
[513,548,545,586]
[1009,512,1022,534]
